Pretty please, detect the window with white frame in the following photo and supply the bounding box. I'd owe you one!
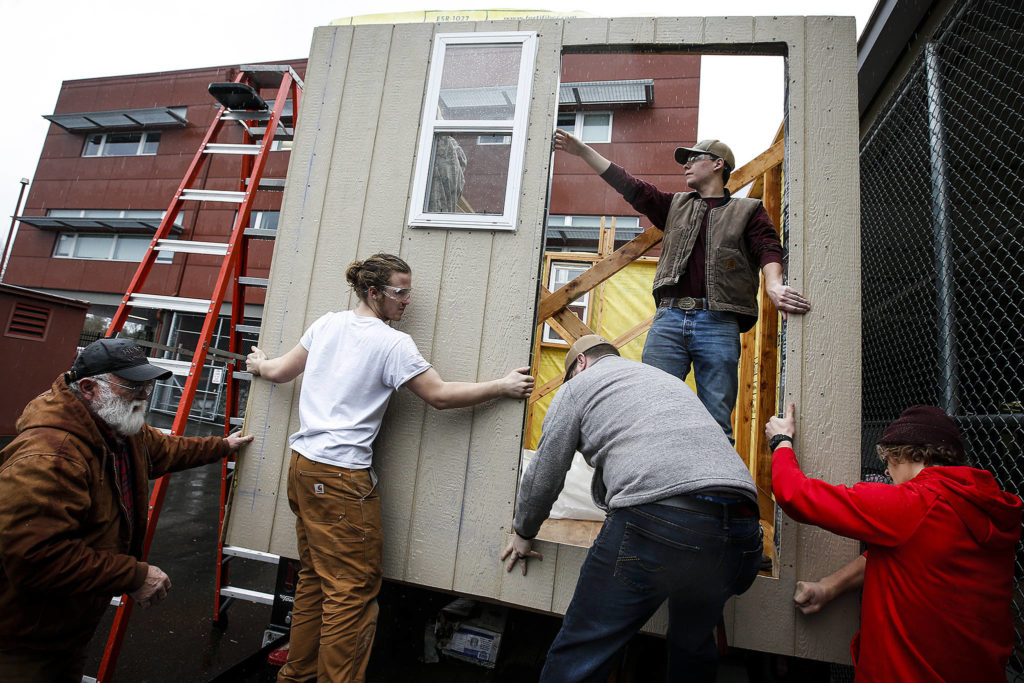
[542,263,591,344]
[408,32,538,231]
[557,111,613,144]
[49,209,179,263]
[248,211,279,231]
[82,131,161,157]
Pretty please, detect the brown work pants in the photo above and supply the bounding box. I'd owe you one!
[278,451,383,683]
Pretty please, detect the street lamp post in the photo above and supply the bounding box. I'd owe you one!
[0,177,30,282]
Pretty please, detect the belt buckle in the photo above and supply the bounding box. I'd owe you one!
[677,297,697,310]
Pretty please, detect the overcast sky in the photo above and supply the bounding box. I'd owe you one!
[0,0,877,257]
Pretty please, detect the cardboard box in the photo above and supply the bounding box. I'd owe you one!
[436,598,507,669]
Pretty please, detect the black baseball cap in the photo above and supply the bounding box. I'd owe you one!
[69,338,172,382]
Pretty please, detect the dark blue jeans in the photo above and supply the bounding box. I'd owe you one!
[642,306,742,442]
[539,503,763,683]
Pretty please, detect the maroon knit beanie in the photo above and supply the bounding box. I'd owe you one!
[878,405,965,460]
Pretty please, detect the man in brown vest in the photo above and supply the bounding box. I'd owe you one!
[555,129,810,441]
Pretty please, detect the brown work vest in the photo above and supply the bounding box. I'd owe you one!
[653,192,763,324]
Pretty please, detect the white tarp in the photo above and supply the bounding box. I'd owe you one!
[520,450,605,521]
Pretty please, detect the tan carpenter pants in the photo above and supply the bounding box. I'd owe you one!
[277,451,383,683]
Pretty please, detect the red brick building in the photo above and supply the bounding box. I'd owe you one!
[4,52,698,423]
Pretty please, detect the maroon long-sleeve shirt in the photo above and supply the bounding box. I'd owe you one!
[601,164,783,300]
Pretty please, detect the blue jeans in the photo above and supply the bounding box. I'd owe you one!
[642,306,741,441]
[539,503,763,683]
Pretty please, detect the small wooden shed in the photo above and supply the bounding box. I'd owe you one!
[227,14,862,662]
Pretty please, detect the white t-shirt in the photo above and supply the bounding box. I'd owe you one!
[288,310,431,468]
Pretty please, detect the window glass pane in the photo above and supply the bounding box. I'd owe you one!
[82,209,123,218]
[113,235,149,261]
[102,132,142,156]
[581,113,611,142]
[423,133,509,215]
[83,135,102,157]
[253,211,279,231]
[477,134,511,145]
[437,43,522,121]
[54,234,74,256]
[48,209,82,218]
[557,112,576,133]
[141,131,161,154]
[74,234,113,259]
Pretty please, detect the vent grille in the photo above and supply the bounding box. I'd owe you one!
[6,303,51,340]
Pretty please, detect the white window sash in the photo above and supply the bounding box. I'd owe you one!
[408,31,538,231]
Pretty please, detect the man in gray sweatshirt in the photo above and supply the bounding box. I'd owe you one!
[502,335,762,683]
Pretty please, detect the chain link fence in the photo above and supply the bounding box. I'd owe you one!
[860,0,1024,670]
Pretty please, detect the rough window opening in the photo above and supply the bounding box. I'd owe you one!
[523,48,788,577]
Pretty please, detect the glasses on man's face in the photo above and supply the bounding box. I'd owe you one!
[381,285,413,302]
[684,153,717,166]
[98,377,156,399]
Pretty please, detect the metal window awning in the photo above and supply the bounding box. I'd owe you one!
[559,79,654,108]
[16,216,184,235]
[545,226,645,242]
[43,106,188,132]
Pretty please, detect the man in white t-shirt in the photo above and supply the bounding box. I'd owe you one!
[247,253,533,683]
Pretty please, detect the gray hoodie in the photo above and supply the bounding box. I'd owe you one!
[513,355,756,539]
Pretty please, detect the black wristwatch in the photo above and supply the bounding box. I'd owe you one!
[769,434,794,450]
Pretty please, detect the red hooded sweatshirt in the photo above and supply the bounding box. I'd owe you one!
[773,446,1022,682]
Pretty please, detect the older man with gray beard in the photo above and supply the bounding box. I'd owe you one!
[0,337,253,682]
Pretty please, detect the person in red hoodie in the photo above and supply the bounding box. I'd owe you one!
[766,404,1022,681]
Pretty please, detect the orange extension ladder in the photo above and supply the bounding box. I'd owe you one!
[90,64,302,683]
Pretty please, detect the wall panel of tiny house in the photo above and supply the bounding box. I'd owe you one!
[227,15,862,662]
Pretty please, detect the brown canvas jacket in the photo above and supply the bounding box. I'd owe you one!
[0,375,230,650]
[655,191,764,328]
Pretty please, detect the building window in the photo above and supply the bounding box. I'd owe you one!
[408,32,538,231]
[557,111,613,144]
[542,263,591,345]
[249,211,279,231]
[49,209,178,263]
[83,131,161,157]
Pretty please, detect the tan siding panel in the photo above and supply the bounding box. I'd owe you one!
[453,17,562,600]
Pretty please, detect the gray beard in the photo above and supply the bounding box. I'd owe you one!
[91,382,148,436]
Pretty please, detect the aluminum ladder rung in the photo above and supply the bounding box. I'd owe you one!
[180,189,246,203]
[220,110,272,123]
[149,358,192,377]
[235,324,261,334]
[222,546,280,563]
[219,586,275,606]
[233,371,253,381]
[205,143,262,155]
[248,178,286,191]
[156,239,229,256]
[229,417,245,427]
[248,126,294,140]
[127,293,212,314]
[238,276,268,288]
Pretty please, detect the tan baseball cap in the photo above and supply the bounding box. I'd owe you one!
[674,139,735,170]
[563,334,619,383]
